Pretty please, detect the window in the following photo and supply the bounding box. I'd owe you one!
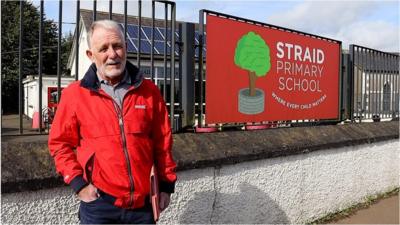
[141,66,151,78]
[156,80,180,104]
[155,66,179,78]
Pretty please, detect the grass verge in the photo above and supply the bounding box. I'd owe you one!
[308,187,399,224]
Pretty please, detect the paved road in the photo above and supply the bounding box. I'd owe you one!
[330,194,399,224]
[2,114,45,136]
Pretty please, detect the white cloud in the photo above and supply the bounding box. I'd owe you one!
[176,1,224,22]
[267,1,377,33]
[335,20,399,52]
[266,1,399,51]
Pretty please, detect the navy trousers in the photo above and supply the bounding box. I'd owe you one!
[79,191,155,224]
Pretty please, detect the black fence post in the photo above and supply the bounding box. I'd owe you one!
[124,0,127,41]
[93,0,97,21]
[338,44,343,122]
[179,22,195,129]
[137,0,141,68]
[170,2,176,131]
[150,0,155,82]
[348,45,355,122]
[109,0,112,20]
[57,0,63,103]
[197,10,204,128]
[75,0,80,81]
[163,4,168,99]
[341,51,348,121]
[38,0,44,133]
[396,57,399,118]
[19,0,24,134]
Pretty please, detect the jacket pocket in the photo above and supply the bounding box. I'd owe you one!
[76,147,95,182]
[124,121,153,163]
[124,121,150,135]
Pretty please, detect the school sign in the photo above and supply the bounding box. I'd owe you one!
[205,14,341,124]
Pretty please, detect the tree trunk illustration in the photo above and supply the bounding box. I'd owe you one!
[249,71,257,96]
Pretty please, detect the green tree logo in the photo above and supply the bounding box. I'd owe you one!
[234,31,271,96]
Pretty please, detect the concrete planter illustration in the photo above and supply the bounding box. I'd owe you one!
[238,88,265,114]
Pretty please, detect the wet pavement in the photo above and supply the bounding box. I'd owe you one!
[329,194,399,224]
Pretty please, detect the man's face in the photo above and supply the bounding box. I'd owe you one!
[86,27,127,81]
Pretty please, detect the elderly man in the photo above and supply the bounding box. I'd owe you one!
[48,20,177,224]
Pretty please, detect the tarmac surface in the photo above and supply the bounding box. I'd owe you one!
[329,194,399,224]
[1,114,46,136]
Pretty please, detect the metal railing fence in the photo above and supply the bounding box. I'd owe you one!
[11,0,178,135]
[349,44,399,122]
[3,2,399,136]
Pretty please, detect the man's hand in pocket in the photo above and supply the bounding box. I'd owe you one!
[78,184,99,203]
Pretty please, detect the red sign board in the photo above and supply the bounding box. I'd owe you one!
[205,14,341,124]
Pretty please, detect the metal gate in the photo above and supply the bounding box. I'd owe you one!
[349,45,399,122]
[7,0,179,135]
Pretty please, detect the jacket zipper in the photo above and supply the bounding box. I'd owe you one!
[105,90,135,208]
[116,106,135,207]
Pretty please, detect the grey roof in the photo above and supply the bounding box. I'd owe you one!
[80,9,200,33]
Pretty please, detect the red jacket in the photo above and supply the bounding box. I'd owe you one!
[48,62,177,209]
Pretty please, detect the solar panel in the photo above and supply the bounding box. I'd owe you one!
[127,40,137,53]
[194,47,207,58]
[140,27,150,40]
[140,39,152,53]
[122,23,204,58]
[119,24,125,34]
[126,24,139,39]
[157,27,179,41]
[155,28,165,40]
[154,41,167,55]
[141,26,164,41]
[194,31,206,43]
[194,31,207,58]
[157,27,167,39]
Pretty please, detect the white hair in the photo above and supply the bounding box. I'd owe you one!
[87,20,125,48]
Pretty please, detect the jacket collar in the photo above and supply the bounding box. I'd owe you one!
[80,61,143,91]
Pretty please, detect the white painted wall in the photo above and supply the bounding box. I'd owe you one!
[24,80,38,118]
[23,77,75,119]
[2,140,399,224]
[69,25,92,80]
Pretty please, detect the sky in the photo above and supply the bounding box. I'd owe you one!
[32,0,399,52]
